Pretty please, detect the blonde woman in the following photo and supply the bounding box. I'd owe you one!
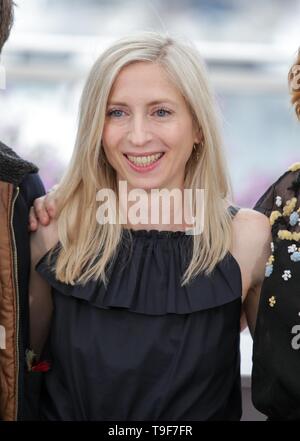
[27,32,270,421]
[252,51,300,420]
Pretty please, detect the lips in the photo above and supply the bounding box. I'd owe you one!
[125,152,164,166]
[124,152,165,157]
[123,152,165,173]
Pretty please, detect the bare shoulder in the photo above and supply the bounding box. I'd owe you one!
[233,207,269,225]
[30,220,59,266]
[232,208,270,243]
[231,208,272,298]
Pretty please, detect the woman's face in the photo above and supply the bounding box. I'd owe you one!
[102,61,201,192]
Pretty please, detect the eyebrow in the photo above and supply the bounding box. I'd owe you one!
[107,99,177,107]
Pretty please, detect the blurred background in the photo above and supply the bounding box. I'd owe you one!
[0,0,299,206]
[0,0,299,421]
[0,0,299,205]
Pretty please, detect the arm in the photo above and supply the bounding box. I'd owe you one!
[242,212,272,337]
[29,220,58,358]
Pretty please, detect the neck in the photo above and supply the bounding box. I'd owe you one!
[117,180,196,231]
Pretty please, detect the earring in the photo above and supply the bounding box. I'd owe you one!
[193,143,201,160]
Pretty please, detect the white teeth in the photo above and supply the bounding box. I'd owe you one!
[126,153,163,166]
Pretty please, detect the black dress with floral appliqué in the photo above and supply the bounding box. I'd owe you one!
[35,207,242,421]
[253,164,300,420]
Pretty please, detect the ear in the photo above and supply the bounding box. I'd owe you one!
[194,127,203,144]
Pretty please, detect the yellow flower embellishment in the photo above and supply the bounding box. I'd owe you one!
[278,230,300,241]
[278,229,292,240]
[267,255,275,265]
[292,232,300,241]
[270,210,282,225]
[283,197,297,216]
[268,296,276,307]
[288,162,300,172]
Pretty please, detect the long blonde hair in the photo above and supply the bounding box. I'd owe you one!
[288,49,300,120]
[54,31,233,287]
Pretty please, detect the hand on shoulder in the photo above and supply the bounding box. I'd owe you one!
[30,219,59,267]
[29,185,59,232]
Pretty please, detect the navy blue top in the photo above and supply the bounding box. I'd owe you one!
[36,211,242,421]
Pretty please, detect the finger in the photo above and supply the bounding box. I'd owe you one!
[45,197,57,219]
[33,197,50,225]
[28,206,38,232]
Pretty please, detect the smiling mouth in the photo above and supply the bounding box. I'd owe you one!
[124,152,165,167]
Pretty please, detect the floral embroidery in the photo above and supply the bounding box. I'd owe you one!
[265,263,273,277]
[288,162,300,172]
[293,232,300,241]
[291,251,300,262]
[278,230,300,241]
[268,296,276,307]
[265,253,275,278]
[269,168,300,289]
[283,198,297,216]
[282,270,292,281]
[278,230,292,240]
[270,210,282,226]
[288,244,298,253]
[288,244,300,261]
[289,211,300,226]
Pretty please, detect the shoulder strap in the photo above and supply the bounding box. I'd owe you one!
[228,205,240,219]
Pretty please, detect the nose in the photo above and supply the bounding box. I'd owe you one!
[127,114,152,147]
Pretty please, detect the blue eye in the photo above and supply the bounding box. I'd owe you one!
[155,108,171,117]
[107,109,125,118]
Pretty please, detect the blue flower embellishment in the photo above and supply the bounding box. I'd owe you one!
[265,264,273,277]
[289,211,300,226]
[291,251,300,262]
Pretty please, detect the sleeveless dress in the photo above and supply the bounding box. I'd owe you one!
[252,165,300,420]
[35,206,242,421]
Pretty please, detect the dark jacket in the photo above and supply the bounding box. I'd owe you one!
[0,141,45,420]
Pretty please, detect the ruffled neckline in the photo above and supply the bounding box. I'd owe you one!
[122,228,193,238]
[35,231,242,316]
